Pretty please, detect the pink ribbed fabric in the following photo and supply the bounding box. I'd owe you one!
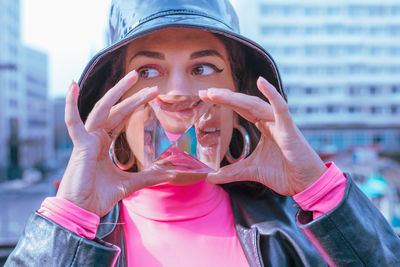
[120,179,249,266]
[38,162,347,266]
[293,162,347,219]
[38,197,100,239]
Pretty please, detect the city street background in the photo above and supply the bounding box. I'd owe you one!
[1,0,400,262]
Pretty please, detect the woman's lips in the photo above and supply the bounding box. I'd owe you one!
[196,127,220,147]
[196,114,220,147]
[156,96,203,119]
[157,96,201,111]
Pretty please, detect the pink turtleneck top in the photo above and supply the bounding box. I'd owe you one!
[38,162,346,266]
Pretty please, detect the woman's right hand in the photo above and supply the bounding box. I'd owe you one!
[56,70,175,217]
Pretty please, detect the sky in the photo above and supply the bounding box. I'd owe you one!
[22,0,111,98]
[21,0,243,99]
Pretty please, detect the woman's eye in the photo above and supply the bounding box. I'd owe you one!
[138,67,160,79]
[191,64,223,76]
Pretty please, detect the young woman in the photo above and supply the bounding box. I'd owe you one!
[6,0,400,266]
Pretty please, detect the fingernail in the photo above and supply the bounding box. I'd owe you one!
[147,86,158,94]
[69,81,75,92]
[207,88,219,96]
[198,90,207,98]
[127,70,137,78]
[258,76,269,86]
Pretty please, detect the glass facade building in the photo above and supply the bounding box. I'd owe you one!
[233,0,400,153]
[0,0,52,179]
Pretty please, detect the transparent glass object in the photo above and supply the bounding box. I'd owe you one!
[135,95,222,173]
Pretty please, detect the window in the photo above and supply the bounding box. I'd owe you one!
[9,80,17,90]
[281,66,299,75]
[327,105,338,113]
[282,6,297,15]
[327,46,342,56]
[327,66,342,75]
[370,27,385,36]
[370,106,383,114]
[9,99,18,107]
[389,47,400,55]
[306,66,323,75]
[283,26,298,35]
[304,7,320,15]
[305,26,321,35]
[332,134,345,150]
[285,86,292,95]
[392,6,400,15]
[348,106,361,113]
[373,134,383,144]
[305,46,320,56]
[289,106,298,114]
[349,87,359,95]
[28,119,47,127]
[260,26,279,35]
[326,24,342,35]
[347,26,363,35]
[390,66,400,74]
[305,87,314,95]
[348,6,362,16]
[349,65,365,74]
[260,5,274,15]
[389,25,400,36]
[353,133,367,145]
[326,7,341,16]
[283,46,298,55]
[369,6,388,16]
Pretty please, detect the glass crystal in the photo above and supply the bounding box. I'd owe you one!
[137,95,222,173]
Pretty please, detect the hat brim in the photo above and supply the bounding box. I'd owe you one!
[78,14,285,122]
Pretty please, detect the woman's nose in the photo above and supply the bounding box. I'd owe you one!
[161,70,196,95]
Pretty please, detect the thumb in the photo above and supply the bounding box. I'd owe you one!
[206,160,251,184]
[122,166,176,196]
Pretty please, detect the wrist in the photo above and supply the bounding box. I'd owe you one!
[293,159,328,195]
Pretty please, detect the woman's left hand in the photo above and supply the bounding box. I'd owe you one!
[199,77,327,196]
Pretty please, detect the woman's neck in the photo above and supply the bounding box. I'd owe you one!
[122,178,225,221]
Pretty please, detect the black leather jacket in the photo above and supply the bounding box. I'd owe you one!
[6,176,400,266]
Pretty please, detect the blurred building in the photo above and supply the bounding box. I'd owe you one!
[20,46,53,168]
[52,97,72,152]
[0,0,24,179]
[0,0,52,179]
[232,0,400,154]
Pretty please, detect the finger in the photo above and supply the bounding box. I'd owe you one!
[206,160,254,184]
[199,88,274,124]
[120,165,176,196]
[257,77,292,125]
[106,86,158,132]
[86,70,138,132]
[65,82,89,142]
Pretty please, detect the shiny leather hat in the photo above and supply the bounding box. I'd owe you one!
[78,0,285,121]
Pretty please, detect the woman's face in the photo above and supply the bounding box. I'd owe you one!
[122,28,236,184]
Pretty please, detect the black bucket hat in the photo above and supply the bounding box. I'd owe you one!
[77,0,285,122]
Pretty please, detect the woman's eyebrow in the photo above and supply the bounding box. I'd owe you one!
[190,50,224,60]
[129,51,165,63]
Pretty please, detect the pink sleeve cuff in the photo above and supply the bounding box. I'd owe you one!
[293,162,347,220]
[38,197,100,239]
